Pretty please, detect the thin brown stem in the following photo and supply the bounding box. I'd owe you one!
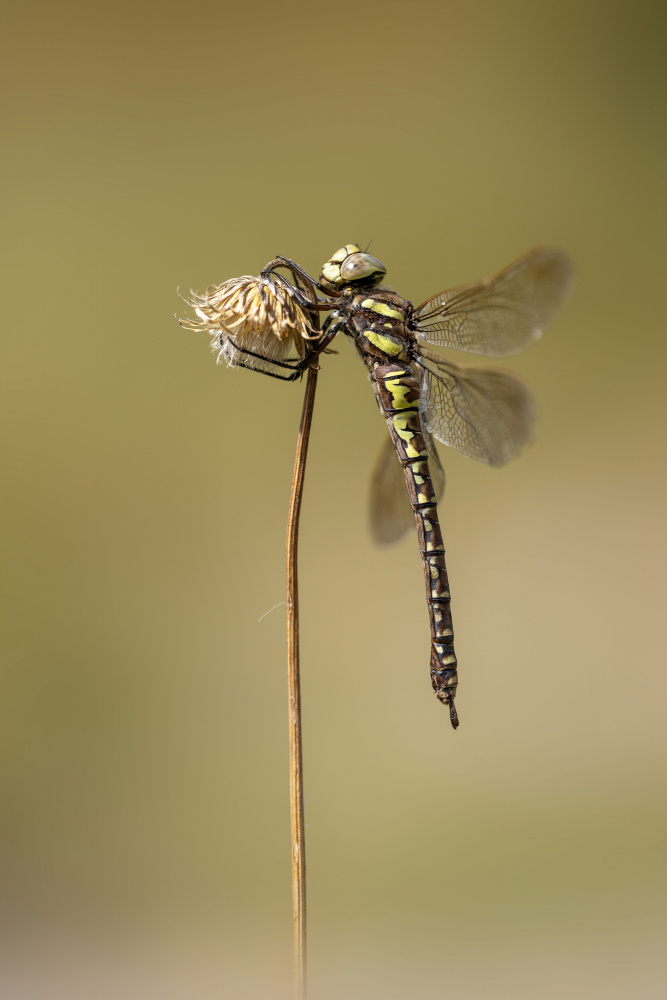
[264,258,321,1000]
[286,362,318,1000]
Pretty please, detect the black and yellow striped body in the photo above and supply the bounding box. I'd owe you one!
[206,242,570,729]
[337,290,459,725]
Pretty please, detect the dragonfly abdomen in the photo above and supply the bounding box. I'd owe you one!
[371,363,459,728]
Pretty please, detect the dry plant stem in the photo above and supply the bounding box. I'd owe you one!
[286,363,318,1000]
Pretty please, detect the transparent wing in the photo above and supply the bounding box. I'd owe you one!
[418,348,536,466]
[415,247,574,357]
[425,427,446,502]
[369,429,445,546]
[369,435,413,545]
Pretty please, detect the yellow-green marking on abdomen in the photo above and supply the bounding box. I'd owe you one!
[392,413,427,459]
[385,377,414,409]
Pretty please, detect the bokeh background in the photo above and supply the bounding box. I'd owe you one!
[2,1,666,996]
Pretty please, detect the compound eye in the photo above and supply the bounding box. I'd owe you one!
[340,253,387,284]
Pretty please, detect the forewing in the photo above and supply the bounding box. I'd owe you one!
[415,247,574,357]
[369,429,445,546]
[419,350,536,466]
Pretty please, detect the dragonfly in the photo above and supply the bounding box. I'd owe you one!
[196,244,573,728]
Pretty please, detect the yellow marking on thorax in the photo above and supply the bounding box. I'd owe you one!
[364,331,404,356]
[361,298,404,320]
[392,413,427,459]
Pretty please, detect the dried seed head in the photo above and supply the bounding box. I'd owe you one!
[179,274,317,368]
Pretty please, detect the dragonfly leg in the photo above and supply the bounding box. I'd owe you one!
[224,323,343,381]
[228,356,303,381]
[261,256,335,299]
[225,338,310,373]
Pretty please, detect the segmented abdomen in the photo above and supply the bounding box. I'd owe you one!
[371,363,459,728]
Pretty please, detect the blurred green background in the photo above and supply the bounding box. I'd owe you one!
[2,0,666,996]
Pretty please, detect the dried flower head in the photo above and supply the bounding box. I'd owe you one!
[180,274,318,370]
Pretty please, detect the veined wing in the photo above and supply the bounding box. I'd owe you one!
[425,427,445,502]
[369,427,445,545]
[415,247,574,357]
[418,348,535,466]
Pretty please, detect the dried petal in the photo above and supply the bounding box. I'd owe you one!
[179,274,318,369]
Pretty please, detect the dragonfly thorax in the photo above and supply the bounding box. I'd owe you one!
[346,290,414,363]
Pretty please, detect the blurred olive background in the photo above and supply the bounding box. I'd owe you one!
[2,0,666,996]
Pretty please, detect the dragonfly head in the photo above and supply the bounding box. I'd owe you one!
[319,244,387,293]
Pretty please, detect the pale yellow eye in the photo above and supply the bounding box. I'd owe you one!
[340,253,387,284]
